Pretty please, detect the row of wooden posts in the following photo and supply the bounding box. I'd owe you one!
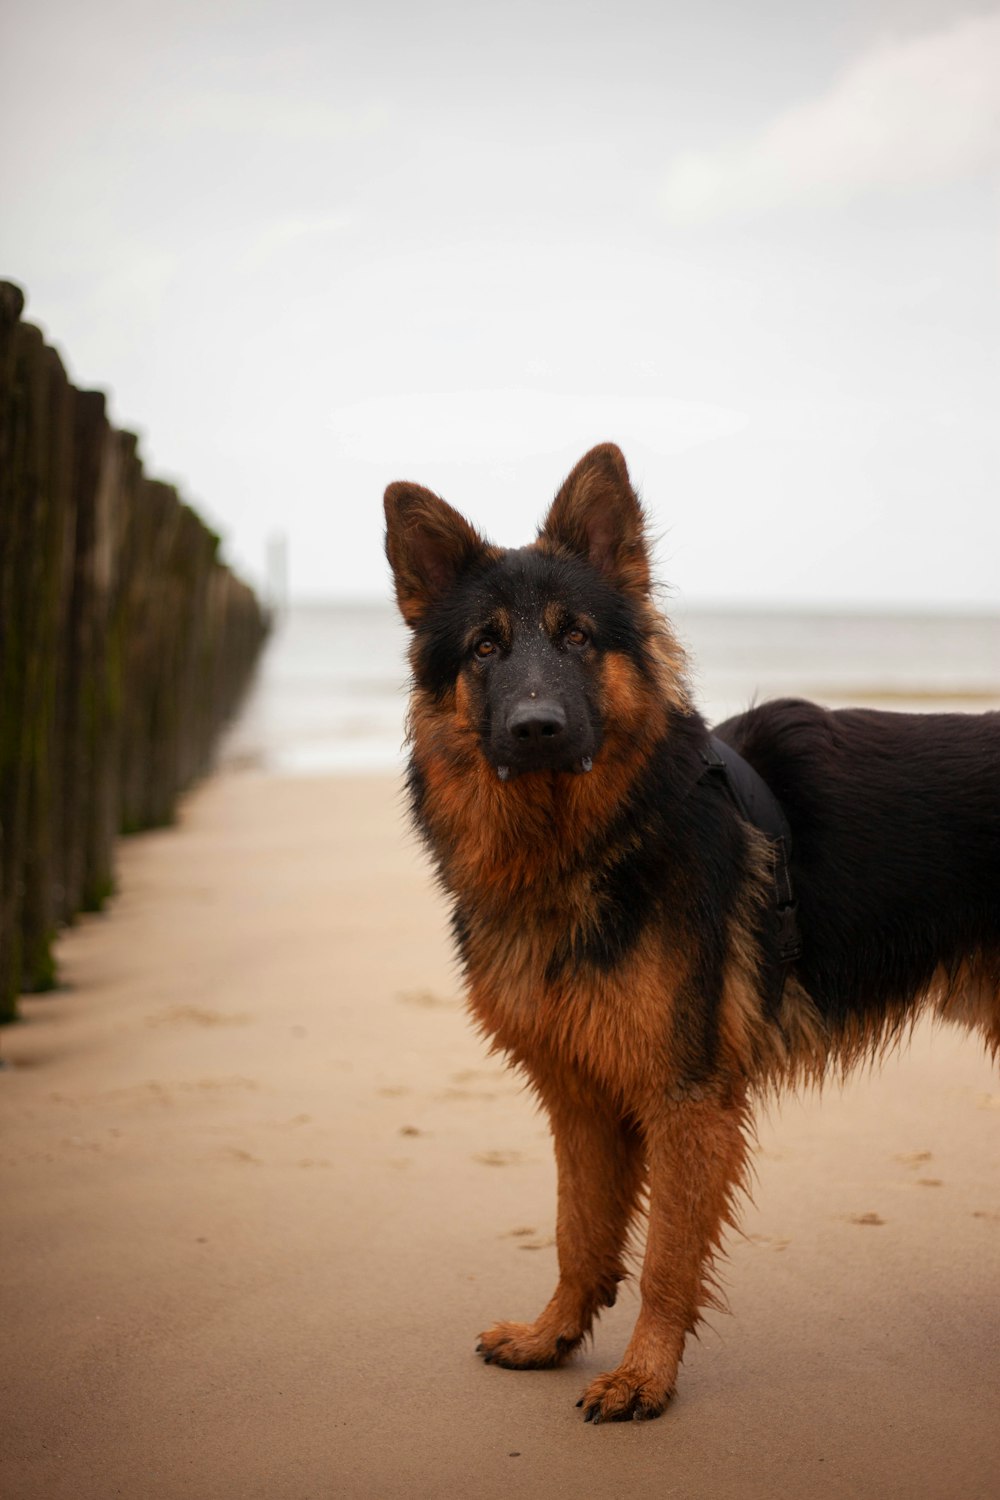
[0,282,270,1021]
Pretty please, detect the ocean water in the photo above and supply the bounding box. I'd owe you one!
[220,602,1000,776]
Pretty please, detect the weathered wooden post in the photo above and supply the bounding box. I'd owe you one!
[0,282,27,1018]
[0,282,270,1021]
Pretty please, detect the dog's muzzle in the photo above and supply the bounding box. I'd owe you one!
[493,696,596,780]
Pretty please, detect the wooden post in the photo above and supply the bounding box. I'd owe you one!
[0,282,269,1021]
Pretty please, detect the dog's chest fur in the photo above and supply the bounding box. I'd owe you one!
[453,872,687,1106]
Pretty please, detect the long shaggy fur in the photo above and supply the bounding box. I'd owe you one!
[384,443,1000,1423]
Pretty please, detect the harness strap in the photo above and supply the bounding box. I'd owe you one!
[699,737,803,968]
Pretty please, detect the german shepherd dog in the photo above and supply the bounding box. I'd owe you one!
[383,443,1000,1423]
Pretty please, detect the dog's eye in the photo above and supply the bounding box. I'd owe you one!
[474,638,497,659]
[565,627,589,648]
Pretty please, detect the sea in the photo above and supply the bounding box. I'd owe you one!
[220,602,1000,777]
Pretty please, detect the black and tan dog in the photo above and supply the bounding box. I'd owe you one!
[383,443,999,1423]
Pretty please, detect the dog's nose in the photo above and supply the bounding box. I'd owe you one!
[507,700,567,743]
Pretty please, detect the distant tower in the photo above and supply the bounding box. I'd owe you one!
[265,532,289,620]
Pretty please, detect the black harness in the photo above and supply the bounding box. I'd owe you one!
[699,736,802,992]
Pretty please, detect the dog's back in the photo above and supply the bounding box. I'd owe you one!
[718,699,1000,1055]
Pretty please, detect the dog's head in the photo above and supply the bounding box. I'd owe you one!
[384,443,683,781]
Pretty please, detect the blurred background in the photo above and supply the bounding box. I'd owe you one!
[4,0,998,773]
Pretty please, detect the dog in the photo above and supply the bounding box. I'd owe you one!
[383,442,1000,1423]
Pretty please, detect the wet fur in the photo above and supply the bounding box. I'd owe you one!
[384,443,1000,1423]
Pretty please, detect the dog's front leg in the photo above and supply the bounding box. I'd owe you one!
[578,1085,750,1422]
[477,1091,643,1371]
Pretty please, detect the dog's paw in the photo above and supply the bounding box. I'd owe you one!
[576,1367,673,1423]
[476,1320,579,1370]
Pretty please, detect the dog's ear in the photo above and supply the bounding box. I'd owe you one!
[384,482,490,627]
[539,443,650,596]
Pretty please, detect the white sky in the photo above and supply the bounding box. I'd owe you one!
[2,0,998,607]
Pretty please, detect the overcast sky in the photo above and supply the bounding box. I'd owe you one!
[2,0,998,607]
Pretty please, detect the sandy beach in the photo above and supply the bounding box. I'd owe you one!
[2,769,998,1500]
